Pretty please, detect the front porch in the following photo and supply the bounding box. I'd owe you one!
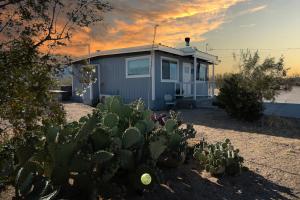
[171,53,216,108]
[174,81,216,98]
[165,81,216,109]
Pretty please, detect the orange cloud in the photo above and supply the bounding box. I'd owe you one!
[54,0,250,56]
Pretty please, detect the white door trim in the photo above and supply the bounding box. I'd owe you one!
[182,62,192,97]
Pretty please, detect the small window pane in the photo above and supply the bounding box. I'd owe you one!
[170,62,177,80]
[127,58,149,76]
[162,59,177,81]
[162,60,170,79]
[199,64,207,81]
[196,64,200,80]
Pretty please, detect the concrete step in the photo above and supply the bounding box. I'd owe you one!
[175,98,196,109]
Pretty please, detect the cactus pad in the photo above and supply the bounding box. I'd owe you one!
[165,119,177,133]
[90,128,110,150]
[103,113,119,128]
[122,127,141,148]
[149,136,167,160]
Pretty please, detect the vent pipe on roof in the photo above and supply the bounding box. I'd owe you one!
[185,37,190,46]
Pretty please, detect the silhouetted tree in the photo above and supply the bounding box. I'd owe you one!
[0,0,111,134]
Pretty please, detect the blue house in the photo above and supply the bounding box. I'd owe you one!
[71,38,219,110]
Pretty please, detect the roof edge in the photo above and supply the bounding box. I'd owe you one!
[72,44,219,64]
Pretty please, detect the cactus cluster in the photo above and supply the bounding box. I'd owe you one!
[6,97,196,199]
[193,138,244,176]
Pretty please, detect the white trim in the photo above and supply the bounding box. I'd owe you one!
[97,64,101,97]
[160,56,179,83]
[151,51,155,101]
[73,44,219,65]
[194,51,219,64]
[125,55,151,79]
[182,62,192,97]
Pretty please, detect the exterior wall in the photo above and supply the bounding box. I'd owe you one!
[72,50,211,109]
[89,52,153,107]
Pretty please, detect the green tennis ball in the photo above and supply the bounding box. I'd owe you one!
[140,173,152,185]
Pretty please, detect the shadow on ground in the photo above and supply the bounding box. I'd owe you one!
[177,108,300,139]
[131,163,298,200]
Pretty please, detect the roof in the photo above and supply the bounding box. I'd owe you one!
[73,43,220,64]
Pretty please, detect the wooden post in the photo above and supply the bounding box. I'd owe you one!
[193,55,197,100]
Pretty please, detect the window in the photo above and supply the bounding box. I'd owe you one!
[161,57,178,82]
[126,56,150,78]
[196,63,208,81]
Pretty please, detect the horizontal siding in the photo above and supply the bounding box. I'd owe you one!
[92,52,153,107]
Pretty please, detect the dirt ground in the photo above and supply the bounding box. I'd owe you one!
[63,103,300,200]
[1,103,300,200]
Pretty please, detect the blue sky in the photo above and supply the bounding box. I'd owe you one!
[202,0,300,74]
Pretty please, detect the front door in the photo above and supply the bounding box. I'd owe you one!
[183,63,192,96]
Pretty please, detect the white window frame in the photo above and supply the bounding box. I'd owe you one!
[125,55,151,78]
[160,56,179,83]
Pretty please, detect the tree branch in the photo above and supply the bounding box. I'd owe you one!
[0,0,24,9]
[33,0,58,48]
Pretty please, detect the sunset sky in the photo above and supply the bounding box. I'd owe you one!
[61,0,300,75]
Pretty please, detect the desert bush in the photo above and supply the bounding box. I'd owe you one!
[217,74,264,121]
[193,139,244,176]
[217,51,287,121]
[0,97,196,199]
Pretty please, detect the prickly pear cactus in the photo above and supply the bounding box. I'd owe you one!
[165,119,177,133]
[122,127,142,148]
[6,97,198,199]
[193,138,244,176]
[149,134,168,160]
[103,113,119,128]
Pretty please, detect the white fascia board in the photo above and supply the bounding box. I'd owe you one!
[194,51,219,65]
[73,45,159,63]
[157,45,184,56]
[72,44,220,65]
